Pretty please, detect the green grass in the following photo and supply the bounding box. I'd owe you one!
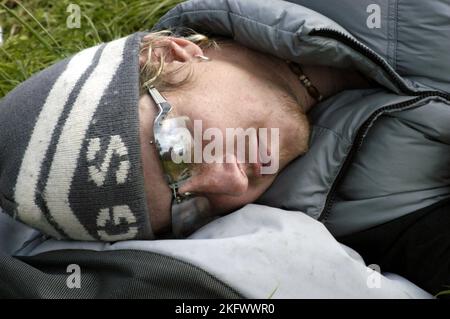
[0,0,183,98]
[436,287,450,298]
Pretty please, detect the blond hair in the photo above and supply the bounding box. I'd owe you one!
[139,29,219,95]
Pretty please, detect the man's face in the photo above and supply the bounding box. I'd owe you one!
[139,41,310,233]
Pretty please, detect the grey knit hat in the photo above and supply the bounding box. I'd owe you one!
[0,32,155,241]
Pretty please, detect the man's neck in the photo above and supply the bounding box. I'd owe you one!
[274,60,316,113]
[284,64,373,113]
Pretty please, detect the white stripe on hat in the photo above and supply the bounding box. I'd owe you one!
[14,45,99,239]
[44,37,127,240]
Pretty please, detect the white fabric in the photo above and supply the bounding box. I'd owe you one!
[14,45,99,239]
[1,204,432,299]
[44,37,127,240]
[0,208,43,255]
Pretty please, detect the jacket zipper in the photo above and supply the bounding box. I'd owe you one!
[319,94,445,222]
[309,28,450,222]
[309,28,450,100]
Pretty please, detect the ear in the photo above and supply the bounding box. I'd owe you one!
[166,37,204,62]
[140,35,204,67]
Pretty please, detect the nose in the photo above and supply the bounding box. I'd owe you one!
[179,155,249,196]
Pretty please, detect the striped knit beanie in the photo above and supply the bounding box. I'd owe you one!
[0,32,155,241]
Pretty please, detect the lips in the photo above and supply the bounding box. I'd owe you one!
[237,129,272,179]
[251,161,263,178]
[238,159,262,179]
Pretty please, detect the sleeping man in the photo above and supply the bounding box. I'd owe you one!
[0,28,448,297]
[137,31,372,237]
[0,29,370,240]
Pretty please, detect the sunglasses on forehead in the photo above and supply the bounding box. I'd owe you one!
[146,85,215,238]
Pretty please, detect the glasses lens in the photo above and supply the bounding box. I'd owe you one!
[154,115,195,187]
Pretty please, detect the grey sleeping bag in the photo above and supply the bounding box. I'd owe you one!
[0,0,449,298]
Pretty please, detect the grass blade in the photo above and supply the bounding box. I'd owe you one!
[0,46,13,61]
[83,13,102,43]
[15,1,62,51]
[0,3,55,53]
